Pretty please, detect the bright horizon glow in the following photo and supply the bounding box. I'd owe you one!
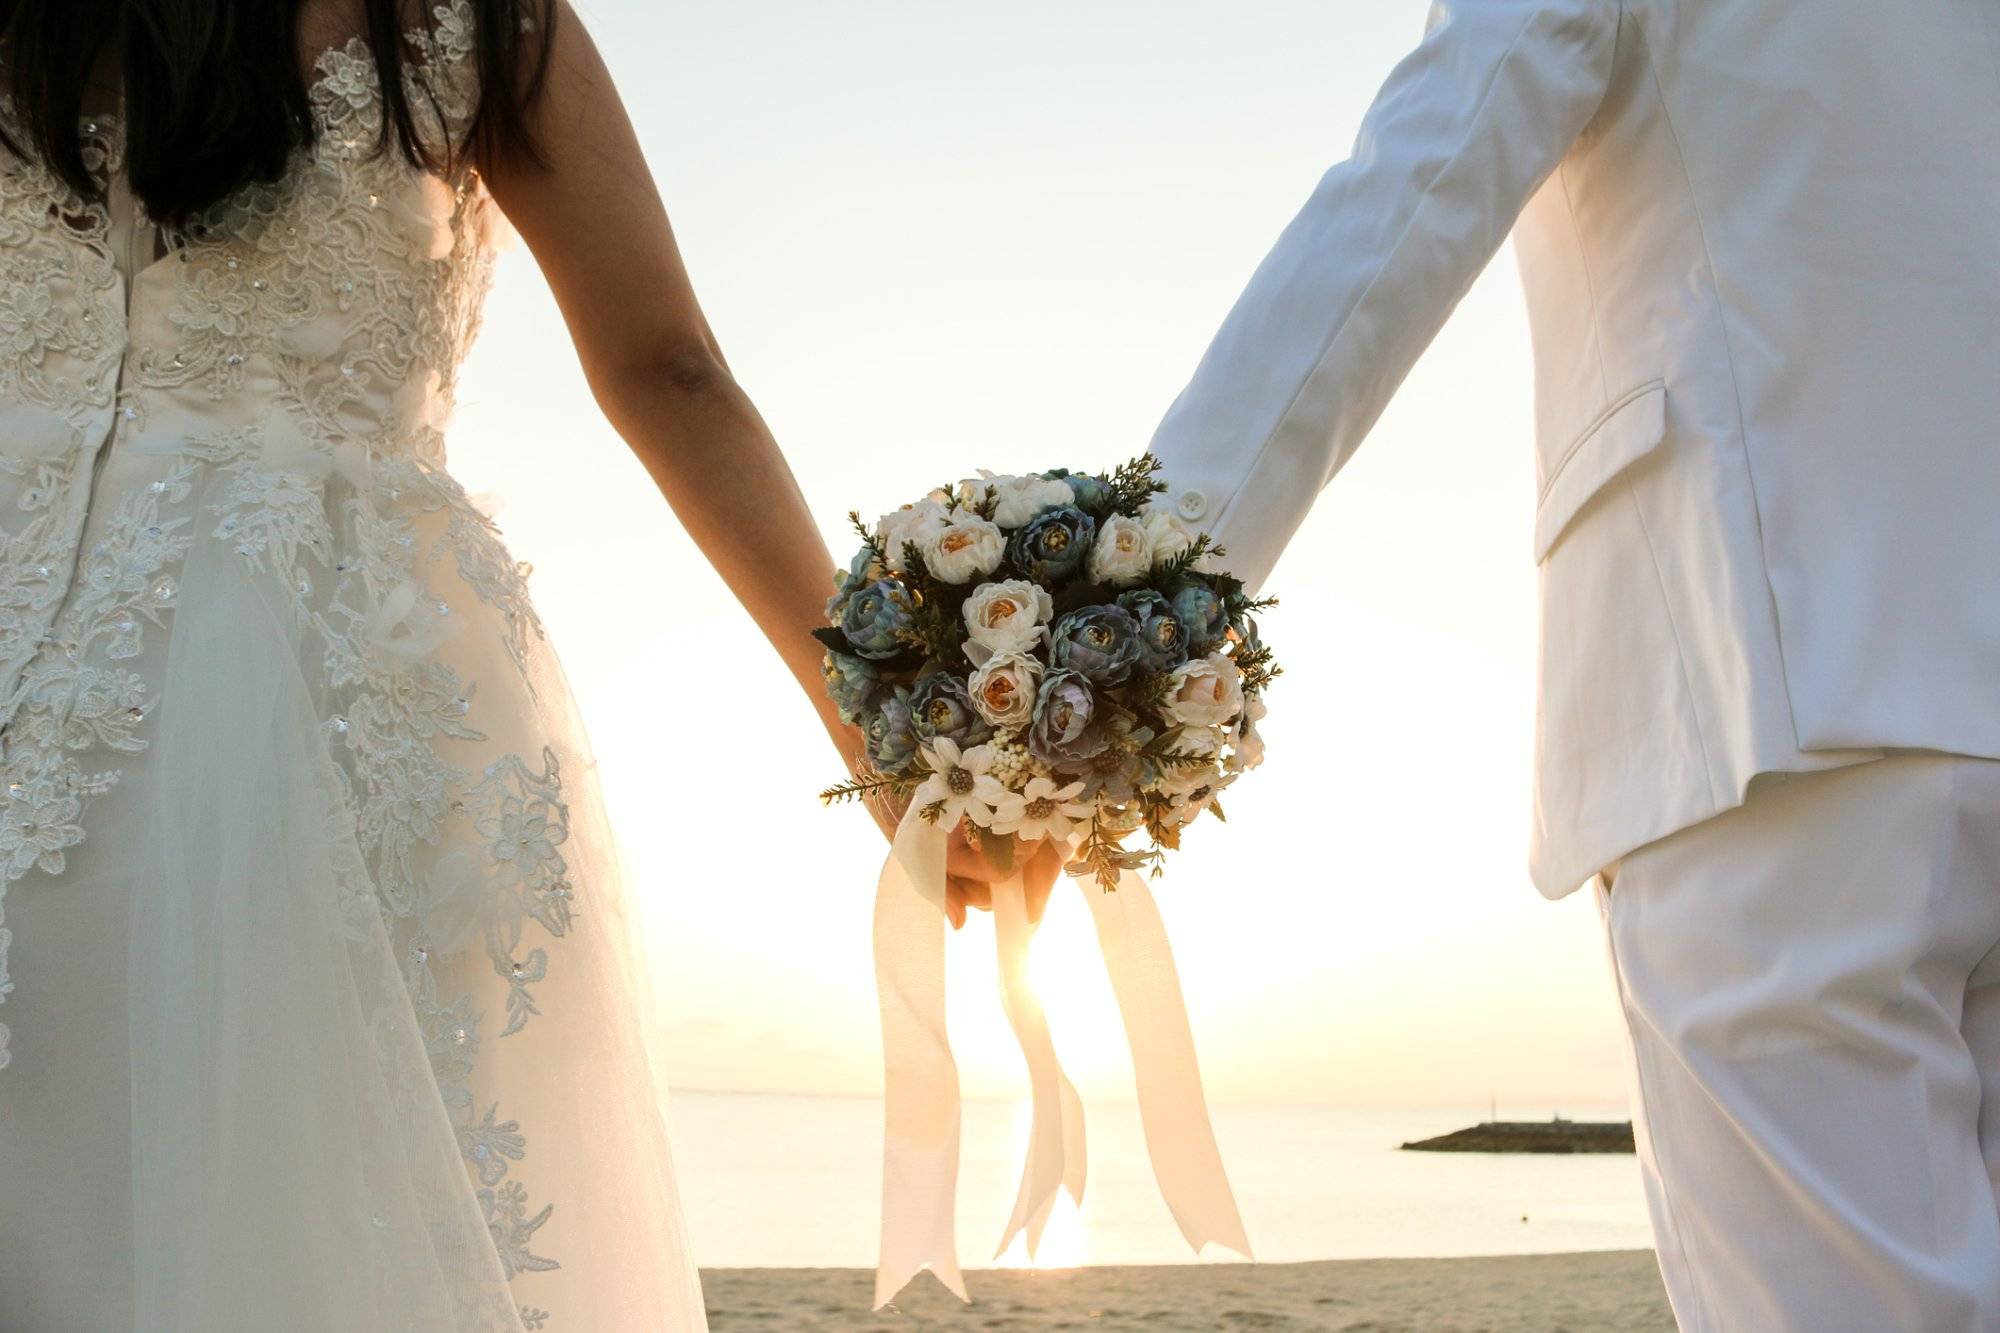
[447,0,1634,1112]
[993,1102,1089,1269]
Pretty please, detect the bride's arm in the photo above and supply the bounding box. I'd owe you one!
[479,4,867,779]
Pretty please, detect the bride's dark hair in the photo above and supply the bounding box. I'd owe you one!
[0,0,556,225]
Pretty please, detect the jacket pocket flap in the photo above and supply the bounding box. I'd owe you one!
[1533,381,1666,562]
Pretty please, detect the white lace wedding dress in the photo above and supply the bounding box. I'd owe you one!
[0,7,707,1330]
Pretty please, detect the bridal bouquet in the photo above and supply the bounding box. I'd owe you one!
[818,454,1277,886]
[816,455,1268,1309]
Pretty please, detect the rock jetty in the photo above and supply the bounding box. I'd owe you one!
[1401,1119,1635,1154]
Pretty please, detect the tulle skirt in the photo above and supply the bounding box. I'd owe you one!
[0,436,707,1331]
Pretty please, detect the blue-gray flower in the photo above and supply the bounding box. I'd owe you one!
[1116,589,1191,673]
[863,685,919,774]
[1045,468,1114,514]
[822,650,884,725]
[908,672,994,748]
[1049,604,1144,686]
[1029,668,1110,770]
[1006,505,1095,584]
[840,578,917,660]
[825,545,879,621]
[1170,580,1229,649]
[1073,714,1154,802]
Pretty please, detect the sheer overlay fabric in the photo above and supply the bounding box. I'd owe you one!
[0,6,706,1328]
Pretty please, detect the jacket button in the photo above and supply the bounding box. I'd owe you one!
[1176,489,1208,521]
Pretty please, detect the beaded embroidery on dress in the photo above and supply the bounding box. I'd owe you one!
[0,6,704,1329]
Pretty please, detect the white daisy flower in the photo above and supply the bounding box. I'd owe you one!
[990,775,1092,844]
[1166,769,1238,827]
[1226,694,1270,773]
[912,737,1009,830]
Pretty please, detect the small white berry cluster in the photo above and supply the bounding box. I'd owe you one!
[985,733,1044,791]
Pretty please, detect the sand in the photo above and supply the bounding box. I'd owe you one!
[701,1250,1675,1330]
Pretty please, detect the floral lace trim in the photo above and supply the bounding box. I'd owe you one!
[0,111,143,1066]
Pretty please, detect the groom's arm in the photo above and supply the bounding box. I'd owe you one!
[1148,0,1620,591]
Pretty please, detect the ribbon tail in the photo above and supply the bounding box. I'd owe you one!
[1061,1058,1087,1206]
[873,811,968,1307]
[1084,871,1253,1261]
[991,871,1087,1261]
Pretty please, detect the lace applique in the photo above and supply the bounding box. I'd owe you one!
[0,456,198,1067]
[0,115,122,418]
[0,114,126,718]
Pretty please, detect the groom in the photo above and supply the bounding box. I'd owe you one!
[1145,1,2000,1328]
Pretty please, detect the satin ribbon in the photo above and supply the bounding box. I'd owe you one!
[872,807,1251,1309]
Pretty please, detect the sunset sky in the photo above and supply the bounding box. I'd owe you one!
[448,0,1634,1112]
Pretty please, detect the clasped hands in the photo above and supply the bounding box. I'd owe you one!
[863,783,1066,929]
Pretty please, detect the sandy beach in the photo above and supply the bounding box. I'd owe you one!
[702,1250,1674,1330]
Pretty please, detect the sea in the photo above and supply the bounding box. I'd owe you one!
[667,1093,1654,1270]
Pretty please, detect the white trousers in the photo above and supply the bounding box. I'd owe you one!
[1602,755,2000,1331]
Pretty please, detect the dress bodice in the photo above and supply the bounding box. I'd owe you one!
[0,2,502,712]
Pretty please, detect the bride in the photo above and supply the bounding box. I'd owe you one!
[0,0,895,1327]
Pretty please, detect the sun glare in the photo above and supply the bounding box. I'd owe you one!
[994,1194,1088,1270]
[989,1100,1091,1270]
[1020,893,1135,1097]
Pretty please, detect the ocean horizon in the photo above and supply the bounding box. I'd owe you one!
[667,1091,1652,1270]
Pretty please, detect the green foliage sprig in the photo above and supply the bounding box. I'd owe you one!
[1109,672,1174,719]
[848,511,886,561]
[1146,747,1219,771]
[890,546,974,670]
[1235,642,1282,696]
[819,770,919,807]
[1135,725,1212,768]
[1154,532,1226,586]
[1104,453,1170,517]
[1140,793,1184,854]
[1066,814,1163,890]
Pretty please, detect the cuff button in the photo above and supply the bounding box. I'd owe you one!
[1176,489,1208,521]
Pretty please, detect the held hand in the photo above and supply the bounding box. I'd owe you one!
[945,835,1065,930]
[846,749,989,892]
[843,742,1064,928]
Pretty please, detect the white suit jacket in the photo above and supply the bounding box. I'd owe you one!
[1148,0,2000,898]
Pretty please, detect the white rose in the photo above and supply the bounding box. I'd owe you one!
[967,652,1044,730]
[1142,507,1215,570]
[875,499,949,571]
[961,579,1054,664]
[990,475,1076,529]
[1163,652,1245,728]
[1085,514,1151,586]
[923,515,1005,584]
[957,472,1017,505]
